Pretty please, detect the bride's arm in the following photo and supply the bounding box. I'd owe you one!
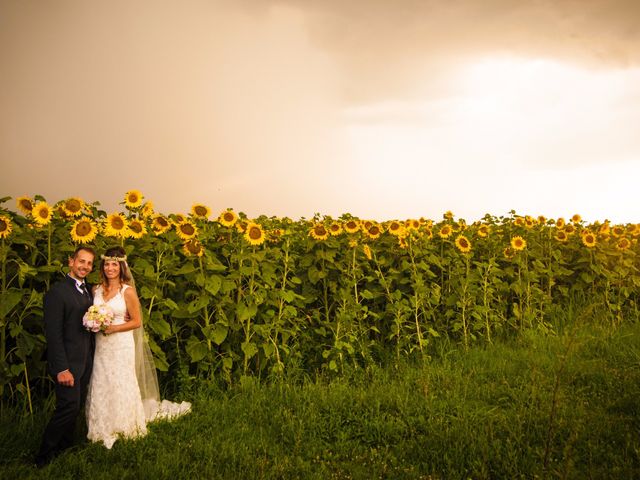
[104,287,142,334]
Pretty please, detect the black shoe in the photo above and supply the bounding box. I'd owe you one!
[34,454,51,469]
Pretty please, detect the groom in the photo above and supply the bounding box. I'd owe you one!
[36,246,96,467]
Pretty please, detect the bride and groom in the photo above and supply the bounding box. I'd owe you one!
[36,246,190,467]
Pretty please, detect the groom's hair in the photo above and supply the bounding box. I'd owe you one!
[71,245,96,260]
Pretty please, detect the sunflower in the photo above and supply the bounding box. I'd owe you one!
[510,236,526,251]
[191,203,211,219]
[235,220,248,233]
[556,217,566,229]
[438,225,452,239]
[616,237,631,250]
[244,223,265,246]
[310,224,329,241]
[398,237,408,249]
[611,225,625,237]
[537,215,547,225]
[581,232,596,248]
[388,221,405,237]
[267,228,284,243]
[524,216,536,229]
[406,219,421,231]
[103,213,129,237]
[361,220,374,232]
[514,217,525,227]
[172,213,187,225]
[455,235,472,253]
[503,246,515,259]
[348,239,358,248]
[630,224,640,238]
[443,211,454,220]
[554,230,568,242]
[328,222,343,236]
[141,201,155,218]
[176,220,198,240]
[16,196,34,215]
[70,217,98,243]
[62,197,85,217]
[151,215,171,235]
[563,224,576,235]
[183,238,205,257]
[124,190,143,208]
[424,228,433,239]
[477,225,490,238]
[32,201,53,226]
[571,214,582,223]
[363,244,372,260]
[365,224,382,240]
[0,215,13,239]
[344,220,360,234]
[218,209,238,227]
[128,219,147,239]
[598,222,610,238]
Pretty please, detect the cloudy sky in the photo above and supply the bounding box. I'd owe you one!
[1,0,639,222]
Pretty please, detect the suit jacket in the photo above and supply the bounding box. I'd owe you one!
[44,275,95,379]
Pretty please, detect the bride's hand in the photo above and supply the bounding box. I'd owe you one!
[104,324,117,335]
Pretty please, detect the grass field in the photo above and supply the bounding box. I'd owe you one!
[1,319,638,479]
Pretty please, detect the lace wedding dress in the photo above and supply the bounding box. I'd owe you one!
[86,285,190,449]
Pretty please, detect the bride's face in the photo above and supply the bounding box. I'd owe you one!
[103,260,121,280]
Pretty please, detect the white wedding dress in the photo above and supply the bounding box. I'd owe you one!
[86,285,190,449]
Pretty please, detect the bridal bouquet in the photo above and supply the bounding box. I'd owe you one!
[83,304,114,333]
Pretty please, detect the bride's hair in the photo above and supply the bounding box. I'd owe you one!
[100,246,132,288]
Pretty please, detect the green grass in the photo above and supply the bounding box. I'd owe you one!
[1,321,639,479]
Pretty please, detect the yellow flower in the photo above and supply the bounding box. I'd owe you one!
[524,216,536,228]
[616,237,631,250]
[571,214,582,223]
[510,236,526,251]
[443,211,454,220]
[363,244,372,260]
[405,219,421,231]
[348,239,358,248]
[124,190,143,208]
[176,220,198,241]
[537,215,547,225]
[0,215,13,239]
[388,221,406,237]
[191,203,211,219]
[398,237,408,249]
[235,220,248,233]
[438,225,452,239]
[556,217,566,229]
[103,213,128,238]
[554,230,568,243]
[172,213,187,225]
[630,224,640,238]
[70,217,98,243]
[328,222,343,236]
[365,224,382,240]
[218,209,238,227]
[563,224,576,236]
[244,223,265,246]
[16,196,34,215]
[62,197,85,217]
[310,224,329,241]
[32,201,53,226]
[344,220,360,234]
[455,235,472,253]
[581,232,596,248]
[503,246,515,259]
[151,215,171,235]
[514,217,525,227]
[141,201,155,218]
[361,220,374,232]
[128,219,147,239]
[611,225,625,237]
[477,225,490,238]
[183,238,205,257]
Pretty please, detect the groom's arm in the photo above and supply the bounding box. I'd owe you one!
[43,285,71,381]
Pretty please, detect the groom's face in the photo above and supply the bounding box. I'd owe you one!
[68,249,94,281]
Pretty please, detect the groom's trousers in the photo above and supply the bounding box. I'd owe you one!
[36,366,92,463]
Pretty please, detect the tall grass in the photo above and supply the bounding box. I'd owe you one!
[1,319,638,479]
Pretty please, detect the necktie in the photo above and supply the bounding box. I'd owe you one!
[80,283,89,296]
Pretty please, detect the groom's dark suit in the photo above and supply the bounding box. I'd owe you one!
[37,275,94,464]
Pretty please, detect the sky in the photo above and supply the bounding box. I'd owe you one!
[1,0,639,223]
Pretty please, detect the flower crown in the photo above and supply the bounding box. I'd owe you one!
[101,254,127,262]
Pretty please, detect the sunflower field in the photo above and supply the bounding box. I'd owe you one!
[1,192,639,411]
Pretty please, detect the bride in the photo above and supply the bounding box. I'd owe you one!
[86,246,190,449]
